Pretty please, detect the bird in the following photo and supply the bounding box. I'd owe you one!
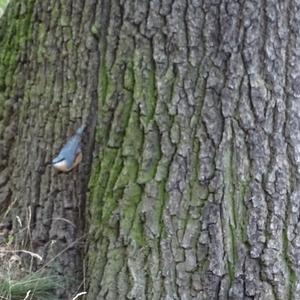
[52,125,85,172]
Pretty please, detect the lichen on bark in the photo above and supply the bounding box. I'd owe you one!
[87,0,300,299]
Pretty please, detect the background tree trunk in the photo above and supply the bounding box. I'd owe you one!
[0,0,98,298]
[1,0,300,299]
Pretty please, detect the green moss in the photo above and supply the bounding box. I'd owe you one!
[89,148,120,223]
[38,22,46,41]
[100,149,123,223]
[138,123,161,184]
[223,138,238,284]
[0,0,35,120]
[50,2,60,28]
[115,158,138,189]
[99,60,108,106]
[146,65,157,123]
[228,260,235,283]
[133,56,142,98]
[124,61,134,91]
[107,248,124,271]
[120,183,142,242]
[108,91,134,148]
[122,109,143,157]
[130,216,145,246]
[287,269,296,300]
[132,49,157,126]
[229,223,237,274]
[60,15,69,27]
[224,147,237,226]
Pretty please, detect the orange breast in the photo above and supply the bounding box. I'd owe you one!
[72,152,82,169]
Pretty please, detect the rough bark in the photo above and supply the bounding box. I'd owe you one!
[0,0,98,298]
[2,0,300,299]
[87,0,300,300]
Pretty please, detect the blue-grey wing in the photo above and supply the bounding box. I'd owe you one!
[64,150,77,169]
[52,125,84,168]
[54,135,80,169]
[62,135,81,169]
[52,152,64,164]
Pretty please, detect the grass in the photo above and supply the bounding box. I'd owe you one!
[0,223,86,299]
[0,272,61,300]
[0,0,9,18]
[0,0,9,8]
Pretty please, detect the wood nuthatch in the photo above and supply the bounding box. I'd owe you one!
[52,125,85,172]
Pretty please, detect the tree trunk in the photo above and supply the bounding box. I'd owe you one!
[0,0,98,298]
[87,1,300,299]
[1,0,300,299]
